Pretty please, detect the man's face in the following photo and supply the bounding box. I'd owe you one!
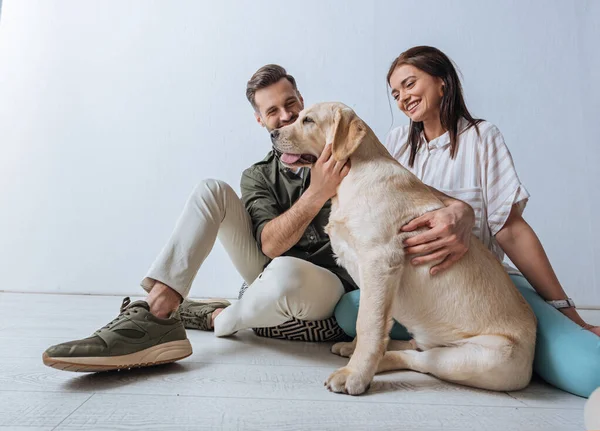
[254,78,304,132]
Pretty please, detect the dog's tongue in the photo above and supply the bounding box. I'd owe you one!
[281,153,302,164]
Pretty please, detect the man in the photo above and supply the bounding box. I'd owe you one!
[43,64,472,371]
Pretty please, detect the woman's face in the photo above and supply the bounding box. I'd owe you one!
[389,64,444,123]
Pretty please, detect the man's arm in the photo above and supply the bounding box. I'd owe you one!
[261,144,350,259]
[260,189,327,259]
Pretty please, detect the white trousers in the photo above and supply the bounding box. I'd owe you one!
[140,179,345,336]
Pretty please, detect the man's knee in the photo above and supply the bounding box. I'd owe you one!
[262,256,309,297]
[191,178,234,201]
[236,257,307,320]
[259,256,341,320]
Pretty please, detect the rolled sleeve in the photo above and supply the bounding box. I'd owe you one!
[240,167,281,249]
[482,127,530,235]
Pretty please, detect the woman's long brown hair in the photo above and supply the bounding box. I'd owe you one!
[387,46,482,167]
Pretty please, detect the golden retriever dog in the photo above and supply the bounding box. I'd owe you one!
[270,102,536,396]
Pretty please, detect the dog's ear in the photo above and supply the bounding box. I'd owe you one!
[331,108,367,161]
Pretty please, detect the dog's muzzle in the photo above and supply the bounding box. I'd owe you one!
[270,129,280,144]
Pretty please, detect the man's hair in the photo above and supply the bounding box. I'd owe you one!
[246,64,297,111]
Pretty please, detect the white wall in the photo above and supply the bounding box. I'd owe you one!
[0,0,598,305]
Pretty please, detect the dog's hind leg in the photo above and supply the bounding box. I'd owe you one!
[334,338,415,359]
[387,339,417,352]
[376,335,531,391]
[331,338,356,358]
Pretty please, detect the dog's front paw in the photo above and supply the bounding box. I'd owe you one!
[325,366,371,395]
[331,341,356,358]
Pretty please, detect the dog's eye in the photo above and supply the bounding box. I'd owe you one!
[302,117,314,124]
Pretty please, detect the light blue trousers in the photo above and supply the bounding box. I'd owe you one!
[334,274,600,398]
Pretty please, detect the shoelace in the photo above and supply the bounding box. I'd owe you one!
[94,297,139,334]
[194,308,212,330]
[180,302,212,330]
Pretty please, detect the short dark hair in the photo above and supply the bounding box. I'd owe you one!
[246,64,297,110]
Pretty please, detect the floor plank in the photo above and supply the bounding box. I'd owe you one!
[53,393,584,431]
[0,428,54,431]
[0,292,590,430]
[0,353,525,408]
[0,391,91,429]
[510,382,587,409]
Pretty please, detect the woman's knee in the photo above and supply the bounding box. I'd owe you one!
[334,290,361,337]
[333,290,411,340]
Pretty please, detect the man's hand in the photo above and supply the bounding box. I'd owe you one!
[306,144,350,204]
[260,144,349,259]
[402,202,475,275]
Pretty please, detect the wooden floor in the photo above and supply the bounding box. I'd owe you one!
[0,292,595,430]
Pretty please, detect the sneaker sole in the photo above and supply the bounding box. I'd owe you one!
[42,339,193,372]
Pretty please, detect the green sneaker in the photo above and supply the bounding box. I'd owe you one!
[42,297,192,372]
[178,298,231,330]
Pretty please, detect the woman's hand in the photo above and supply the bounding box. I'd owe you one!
[560,307,600,337]
[584,325,600,337]
[401,201,475,275]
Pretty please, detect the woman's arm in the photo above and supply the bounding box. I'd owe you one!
[496,204,599,335]
[402,186,475,275]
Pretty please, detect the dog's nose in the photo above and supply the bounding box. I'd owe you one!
[270,129,280,140]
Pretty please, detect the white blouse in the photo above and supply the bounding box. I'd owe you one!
[385,119,529,274]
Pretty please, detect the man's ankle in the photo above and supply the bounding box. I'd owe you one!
[146,282,182,318]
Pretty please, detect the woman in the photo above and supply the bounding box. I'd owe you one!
[335,46,600,398]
